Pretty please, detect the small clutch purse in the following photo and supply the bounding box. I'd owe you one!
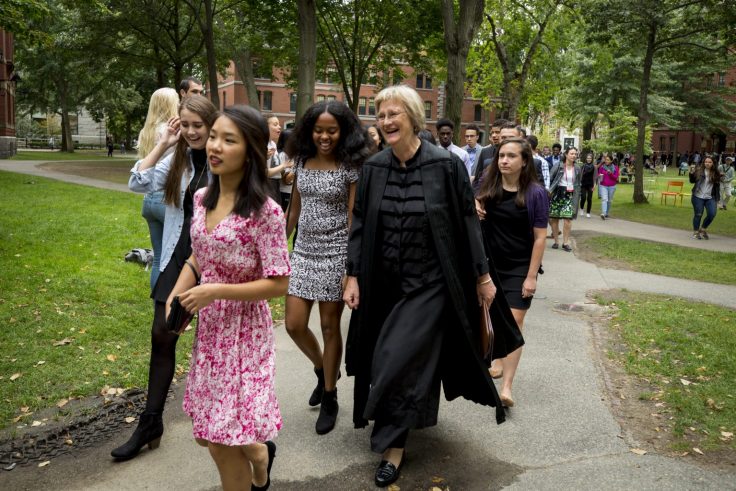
[479,301,494,365]
[167,296,194,335]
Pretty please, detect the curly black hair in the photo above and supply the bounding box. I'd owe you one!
[285,101,371,169]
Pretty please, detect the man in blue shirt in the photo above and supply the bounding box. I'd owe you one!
[463,124,482,177]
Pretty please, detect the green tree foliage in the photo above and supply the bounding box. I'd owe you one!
[15,2,110,152]
[468,0,570,123]
[582,0,736,203]
[584,103,652,155]
[0,0,50,43]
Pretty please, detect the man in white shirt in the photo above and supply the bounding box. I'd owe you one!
[437,118,471,176]
[463,124,482,177]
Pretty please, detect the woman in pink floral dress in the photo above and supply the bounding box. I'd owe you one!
[169,105,290,491]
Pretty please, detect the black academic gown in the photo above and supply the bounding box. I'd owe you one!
[345,142,524,429]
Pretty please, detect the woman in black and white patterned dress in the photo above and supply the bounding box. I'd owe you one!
[284,101,371,435]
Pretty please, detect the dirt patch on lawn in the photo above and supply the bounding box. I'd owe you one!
[571,231,636,271]
[39,161,133,185]
[587,289,736,471]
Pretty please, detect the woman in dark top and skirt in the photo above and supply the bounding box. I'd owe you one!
[115,96,216,461]
[476,138,549,408]
[343,85,523,488]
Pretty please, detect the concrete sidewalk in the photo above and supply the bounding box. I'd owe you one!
[1,160,735,489]
[0,159,131,193]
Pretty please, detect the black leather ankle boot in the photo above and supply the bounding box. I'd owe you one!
[315,388,338,435]
[309,367,325,407]
[111,412,164,461]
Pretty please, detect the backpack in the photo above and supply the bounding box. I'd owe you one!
[124,248,154,270]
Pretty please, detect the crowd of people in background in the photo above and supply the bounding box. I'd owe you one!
[114,77,734,490]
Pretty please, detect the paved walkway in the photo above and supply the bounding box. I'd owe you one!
[2,161,735,489]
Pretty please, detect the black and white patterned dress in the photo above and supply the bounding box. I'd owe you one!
[288,159,360,301]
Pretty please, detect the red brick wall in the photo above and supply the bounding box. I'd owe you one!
[0,29,16,138]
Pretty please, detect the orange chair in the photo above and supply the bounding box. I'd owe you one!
[660,180,684,206]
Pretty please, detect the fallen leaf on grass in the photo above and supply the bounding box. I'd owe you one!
[106,354,117,362]
[630,448,647,456]
[721,431,733,441]
[693,448,704,455]
[680,378,692,386]
[9,373,21,381]
[65,439,73,445]
[38,461,50,467]
[35,360,45,366]
[56,399,68,408]
[124,417,136,424]
[431,477,445,483]
[53,338,73,347]
[31,420,44,427]
[21,406,29,413]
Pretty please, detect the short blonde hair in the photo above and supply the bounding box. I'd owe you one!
[374,85,425,134]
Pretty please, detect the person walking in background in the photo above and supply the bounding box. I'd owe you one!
[579,153,596,218]
[276,128,295,212]
[367,124,385,151]
[113,96,217,461]
[436,118,471,175]
[344,85,522,488]
[107,138,114,157]
[463,124,482,177]
[137,88,180,290]
[265,115,286,207]
[476,137,548,408]
[598,152,619,220]
[689,155,721,240]
[284,101,371,435]
[169,106,290,491]
[718,156,734,210]
[548,147,581,251]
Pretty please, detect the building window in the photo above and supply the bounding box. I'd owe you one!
[659,136,665,151]
[669,136,675,151]
[474,104,482,122]
[316,95,326,102]
[368,98,376,116]
[416,74,432,89]
[289,93,297,113]
[327,95,336,101]
[358,97,367,116]
[719,72,726,86]
[262,90,272,111]
[424,101,432,120]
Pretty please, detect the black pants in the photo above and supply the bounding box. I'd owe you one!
[580,187,594,213]
[371,421,410,453]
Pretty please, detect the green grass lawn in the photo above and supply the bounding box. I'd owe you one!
[599,292,735,452]
[577,235,736,286]
[10,150,124,161]
[607,168,736,237]
[0,171,284,430]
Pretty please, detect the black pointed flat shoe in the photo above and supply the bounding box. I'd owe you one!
[374,455,404,488]
[251,441,276,491]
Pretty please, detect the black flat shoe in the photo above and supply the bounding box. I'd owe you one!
[251,441,276,491]
[374,453,404,488]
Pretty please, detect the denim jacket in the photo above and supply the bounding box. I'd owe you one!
[129,149,204,273]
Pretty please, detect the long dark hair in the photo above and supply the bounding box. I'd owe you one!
[693,154,721,182]
[202,105,271,218]
[285,100,371,168]
[164,95,217,207]
[477,138,540,208]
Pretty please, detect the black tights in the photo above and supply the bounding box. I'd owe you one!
[580,188,594,214]
[143,302,181,414]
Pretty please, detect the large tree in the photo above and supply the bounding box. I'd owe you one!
[296,0,317,121]
[584,0,736,203]
[315,0,441,114]
[441,0,484,140]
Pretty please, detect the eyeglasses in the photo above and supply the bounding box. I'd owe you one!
[376,110,405,123]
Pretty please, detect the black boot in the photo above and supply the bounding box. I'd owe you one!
[308,367,325,407]
[315,389,338,435]
[111,412,164,461]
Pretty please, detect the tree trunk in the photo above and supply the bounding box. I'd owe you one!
[60,109,73,153]
[234,49,260,108]
[296,0,317,122]
[633,24,657,204]
[582,120,594,155]
[202,0,220,109]
[441,0,485,143]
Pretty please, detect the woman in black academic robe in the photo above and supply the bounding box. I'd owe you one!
[343,85,523,488]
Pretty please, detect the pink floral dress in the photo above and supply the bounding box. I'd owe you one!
[183,190,290,445]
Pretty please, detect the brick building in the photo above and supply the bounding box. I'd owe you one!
[651,66,736,157]
[217,62,494,143]
[0,29,17,158]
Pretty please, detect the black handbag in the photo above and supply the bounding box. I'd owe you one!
[166,296,194,335]
[166,260,200,334]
